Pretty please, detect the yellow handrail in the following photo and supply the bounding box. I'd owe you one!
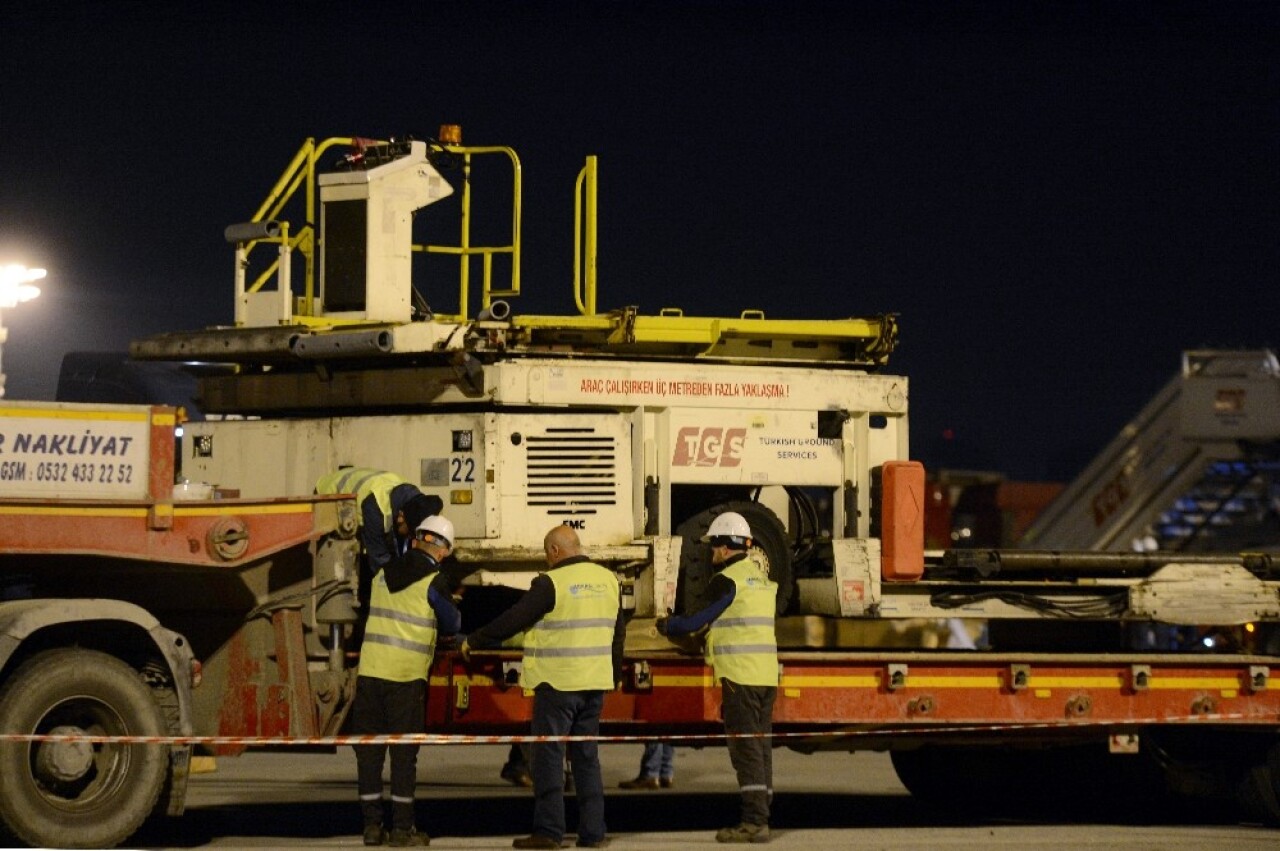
[235,135,595,325]
[238,136,361,319]
[416,144,522,321]
[573,157,598,316]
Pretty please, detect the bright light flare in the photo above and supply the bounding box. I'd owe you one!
[0,264,46,309]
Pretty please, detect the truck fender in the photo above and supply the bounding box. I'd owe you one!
[0,598,197,737]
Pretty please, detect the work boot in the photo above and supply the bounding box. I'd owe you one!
[363,824,386,846]
[512,835,563,849]
[500,765,534,787]
[617,775,660,790]
[388,826,429,846]
[715,822,770,843]
[660,776,674,788]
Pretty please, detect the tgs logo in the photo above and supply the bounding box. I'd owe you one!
[672,427,746,467]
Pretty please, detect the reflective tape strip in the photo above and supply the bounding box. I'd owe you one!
[362,633,435,655]
[360,793,381,801]
[368,607,437,629]
[391,795,414,803]
[740,784,769,793]
[524,646,612,658]
[337,469,381,494]
[716,617,774,628]
[713,644,778,655]
[533,618,617,631]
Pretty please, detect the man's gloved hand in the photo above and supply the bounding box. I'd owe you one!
[654,616,669,636]
[459,637,473,662]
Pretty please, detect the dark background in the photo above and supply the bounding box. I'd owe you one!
[2,1,1277,482]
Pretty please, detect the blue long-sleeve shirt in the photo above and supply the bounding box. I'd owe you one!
[427,582,462,636]
[663,552,761,634]
[663,574,735,634]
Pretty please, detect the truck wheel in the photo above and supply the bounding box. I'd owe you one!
[893,742,1172,818]
[674,501,793,616]
[1235,741,1280,826]
[0,648,170,849]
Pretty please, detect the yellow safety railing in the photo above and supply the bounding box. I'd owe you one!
[234,135,548,325]
[416,143,523,322]
[573,156,599,316]
[237,136,357,320]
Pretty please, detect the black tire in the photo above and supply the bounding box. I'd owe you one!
[892,742,1173,818]
[890,746,1014,810]
[674,501,793,616]
[0,648,170,849]
[1235,741,1280,826]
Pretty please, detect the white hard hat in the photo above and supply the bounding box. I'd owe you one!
[701,511,752,543]
[416,515,455,548]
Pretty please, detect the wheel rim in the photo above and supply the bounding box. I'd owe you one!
[747,541,775,580]
[26,694,134,813]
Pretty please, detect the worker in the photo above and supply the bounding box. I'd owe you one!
[316,467,443,572]
[462,524,623,850]
[501,743,534,787]
[618,741,675,789]
[496,646,573,791]
[503,739,575,792]
[658,511,777,844]
[353,515,460,847]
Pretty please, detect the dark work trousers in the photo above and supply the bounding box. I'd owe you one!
[530,687,607,844]
[352,675,427,830]
[721,678,777,826]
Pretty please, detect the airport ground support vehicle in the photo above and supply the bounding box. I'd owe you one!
[1,129,1278,847]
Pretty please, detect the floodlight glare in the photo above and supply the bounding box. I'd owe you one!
[0,263,47,397]
[0,264,46,309]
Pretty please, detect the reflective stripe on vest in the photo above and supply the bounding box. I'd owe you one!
[706,557,778,686]
[522,561,619,692]
[359,570,439,682]
[315,468,407,534]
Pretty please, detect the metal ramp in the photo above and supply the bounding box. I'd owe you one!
[1020,350,1280,553]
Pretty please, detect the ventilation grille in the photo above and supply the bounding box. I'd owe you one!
[526,427,618,516]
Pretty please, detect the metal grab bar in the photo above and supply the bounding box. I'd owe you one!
[232,134,600,325]
[415,144,523,322]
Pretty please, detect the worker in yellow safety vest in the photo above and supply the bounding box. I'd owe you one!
[352,514,460,847]
[316,467,443,572]
[658,510,778,845]
[461,525,624,850]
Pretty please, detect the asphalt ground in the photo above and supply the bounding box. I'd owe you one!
[123,743,1280,850]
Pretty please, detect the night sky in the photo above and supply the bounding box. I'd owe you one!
[3,1,1277,482]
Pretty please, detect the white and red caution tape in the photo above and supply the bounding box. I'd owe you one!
[0,713,1248,747]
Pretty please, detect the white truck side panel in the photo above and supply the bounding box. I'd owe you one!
[185,411,635,547]
[0,401,153,500]
[492,358,908,414]
[667,408,843,486]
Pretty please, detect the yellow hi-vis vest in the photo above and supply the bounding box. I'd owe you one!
[706,557,778,686]
[315,468,408,534]
[359,569,439,682]
[521,561,619,692]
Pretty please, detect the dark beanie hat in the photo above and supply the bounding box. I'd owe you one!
[401,493,444,533]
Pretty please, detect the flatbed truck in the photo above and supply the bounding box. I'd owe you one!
[0,129,1276,847]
